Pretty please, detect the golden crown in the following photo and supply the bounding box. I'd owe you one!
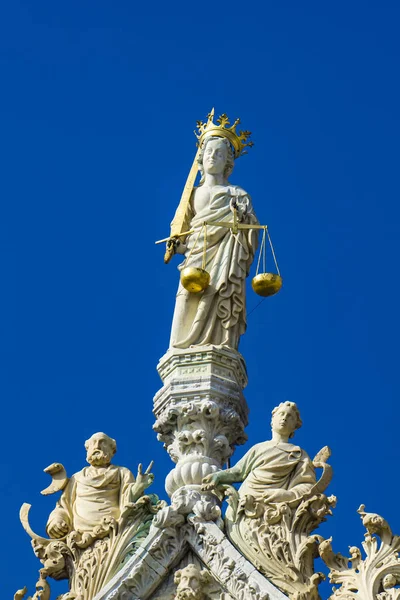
[195,108,253,158]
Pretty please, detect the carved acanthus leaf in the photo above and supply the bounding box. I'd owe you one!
[319,505,400,600]
[187,521,270,600]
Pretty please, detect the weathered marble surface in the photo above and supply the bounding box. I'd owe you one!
[47,433,154,536]
[94,517,288,600]
[320,505,400,600]
[153,345,248,514]
[19,433,162,600]
[169,136,258,351]
[203,402,335,600]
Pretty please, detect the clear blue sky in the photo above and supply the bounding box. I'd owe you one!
[1,2,400,598]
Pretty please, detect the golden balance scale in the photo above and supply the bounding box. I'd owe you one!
[156,206,282,298]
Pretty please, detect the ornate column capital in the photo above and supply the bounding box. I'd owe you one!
[153,345,249,511]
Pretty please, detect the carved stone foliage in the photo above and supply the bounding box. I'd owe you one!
[14,574,50,600]
[219,445,335,600]
[187,520,272,600]
[111,561,159,600]
[156,398,241,467]
[153,347,249,508]
[96,513,284,600]
[20,496,163,600]
[18,433,163,600]
[200,402,335,600]
[226,489,336,600]
[319,505,400,600]
[104,521,187,600]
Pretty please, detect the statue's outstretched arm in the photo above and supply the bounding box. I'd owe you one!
[202,463,243,491]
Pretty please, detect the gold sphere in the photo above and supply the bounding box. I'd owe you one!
[251,273,282,297]
[181,267,210,293]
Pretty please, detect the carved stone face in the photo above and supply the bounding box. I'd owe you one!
[174,564,208,600]
[271,405,298,438]
[85,433,115,467]
[202,137,228,176]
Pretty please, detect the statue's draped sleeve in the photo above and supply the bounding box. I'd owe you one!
[46,467,137,536]
[286,451,316,499]
[119,466,136,509]
[46,476,76,536]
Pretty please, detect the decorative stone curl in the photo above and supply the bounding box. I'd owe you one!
[319,505,400,600]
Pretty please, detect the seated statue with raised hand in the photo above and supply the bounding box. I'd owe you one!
[19,432,161,600]
[47,432,154,537]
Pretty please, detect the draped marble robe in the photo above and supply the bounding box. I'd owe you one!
[44,464,161,600]
[170,184,258,349]
[46,465,135,534]
[225,440,316,568]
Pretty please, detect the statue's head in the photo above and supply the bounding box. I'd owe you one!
[198,136,234,184]
[85,432,117,467]
[174,564,210,600]
[271,401,302,439]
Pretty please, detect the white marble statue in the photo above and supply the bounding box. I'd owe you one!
[202,402,335,600]
[20,433,161,600]
[202,401,315,504]
[46,432,154,536]
[169,135,259,350]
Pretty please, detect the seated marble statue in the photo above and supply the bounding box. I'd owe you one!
[47,432,154,537]
[202,401,315,506]
[169,135,259,350]
[203,402,334,599]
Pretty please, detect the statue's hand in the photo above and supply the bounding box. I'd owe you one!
[201,472,221,491]
[230,197,247,221]
[166,237,186,256]
[135,461,154,494]
[174,239,187,255]
[47,518,69,539]
[230,198,238,213]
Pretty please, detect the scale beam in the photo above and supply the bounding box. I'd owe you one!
[204,208,267,235]
[207,221,267,231]
[155,222,267,246]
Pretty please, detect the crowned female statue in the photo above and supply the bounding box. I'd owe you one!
[166,111,259,350]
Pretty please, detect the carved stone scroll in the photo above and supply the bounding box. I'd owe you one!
[319,505,400,600]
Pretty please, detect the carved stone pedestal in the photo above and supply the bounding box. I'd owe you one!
[153,346,248,512]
